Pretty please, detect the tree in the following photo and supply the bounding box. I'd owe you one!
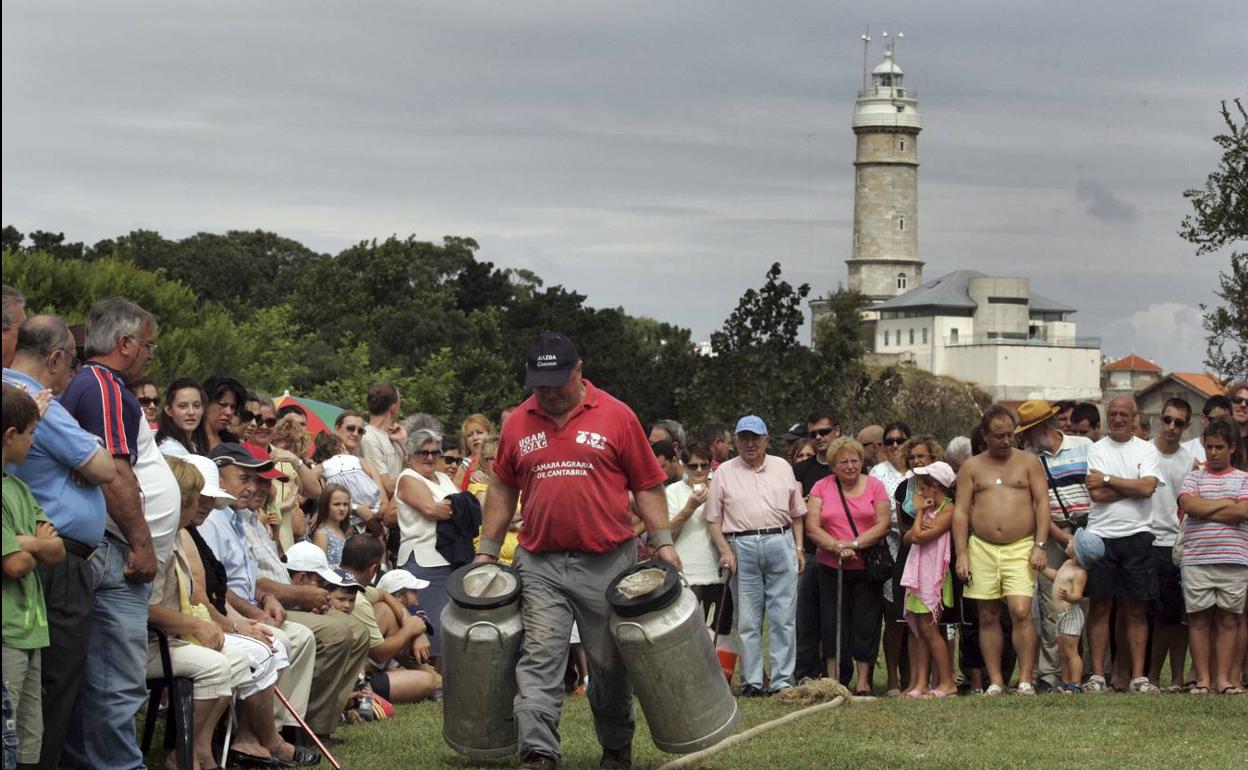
[1,225,23,252]
[1181,97,1247,380]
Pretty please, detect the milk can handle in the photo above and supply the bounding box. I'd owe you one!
[615,621,653,644]
[462,620,505,649]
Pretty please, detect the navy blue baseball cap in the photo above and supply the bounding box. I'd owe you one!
[525,332,580,388]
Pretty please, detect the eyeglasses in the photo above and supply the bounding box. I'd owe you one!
[1232,396,1248,407]
[414,449,440,458]
[686,462,710,470]
[137,396,161,407]
[257,417,277,428]
[127,335,158,354]
[441,455,463,464]
[884,437,907,446]
[810,427,836,438]
[342,425,365,435]
[1160,416,1187,427]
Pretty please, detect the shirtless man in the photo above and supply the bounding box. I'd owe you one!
[954,404,1050,695]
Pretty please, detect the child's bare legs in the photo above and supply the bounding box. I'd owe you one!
[918,621,956,695]
[907,626,930,695]
[1188,608,1213,690]
[1214,608,1242,692]
[383,667,442,702]
[1059,634,1082,686]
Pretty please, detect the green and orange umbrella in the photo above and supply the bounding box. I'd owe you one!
[274,392,345,436]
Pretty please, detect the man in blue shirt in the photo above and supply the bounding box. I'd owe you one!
[2,315,115,770]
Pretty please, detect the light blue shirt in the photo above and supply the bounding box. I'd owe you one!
[196,506,258,604]
[3,368,108,547]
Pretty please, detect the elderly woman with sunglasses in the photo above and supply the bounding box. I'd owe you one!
[393,428,461,659]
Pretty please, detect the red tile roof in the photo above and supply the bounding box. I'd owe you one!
[1104,354,1162,372]
[1171,372,1223,398]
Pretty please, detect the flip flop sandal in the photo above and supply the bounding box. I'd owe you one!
[983,684,1006,697]
[1058,683,1082,695]
[1189,685,1210,695]
[925,689,951,699]
[905,689,926,699]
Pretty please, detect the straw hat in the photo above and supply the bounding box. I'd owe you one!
[1014,399,1059,433]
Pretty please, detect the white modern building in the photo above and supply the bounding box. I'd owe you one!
[872,270,1102,401]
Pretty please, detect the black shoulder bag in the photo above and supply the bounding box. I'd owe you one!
[837,476,895,584]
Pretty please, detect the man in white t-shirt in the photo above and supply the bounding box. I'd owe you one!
[1083,395,1163,693]
[1146,398,1199,690]
[1183,395,1231,466]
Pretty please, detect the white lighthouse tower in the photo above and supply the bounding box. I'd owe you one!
[846,31,923,302]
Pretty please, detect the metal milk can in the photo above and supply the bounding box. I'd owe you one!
[607,560,741,754]
[441,562,524,759]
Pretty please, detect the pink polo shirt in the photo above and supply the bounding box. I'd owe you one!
[704,455,807,533]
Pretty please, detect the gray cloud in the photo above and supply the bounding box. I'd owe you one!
[2,0,1240,376]
[1075,179,1140,223]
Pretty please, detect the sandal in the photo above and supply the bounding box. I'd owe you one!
[1189,685,1210,695]
[905,688,926,699]
[1082,675,1107,693]
[1058,682,1081,695]
[925,689,952,699]
[1015,682,1036,696]
[1220,686,1245,695]
[983,684,1006,697]
[884,688,902,698]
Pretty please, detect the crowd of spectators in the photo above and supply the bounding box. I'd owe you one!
[2,284,1246,770]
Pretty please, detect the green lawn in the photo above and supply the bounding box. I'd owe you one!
[182,690,1243,770]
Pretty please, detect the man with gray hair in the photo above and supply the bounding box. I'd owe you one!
[3,315,117,770]
[57,297,182,769]
[2,283,27,367]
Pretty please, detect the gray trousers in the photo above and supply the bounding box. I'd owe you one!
[1034,538,1069,686]
[513,543,636,760]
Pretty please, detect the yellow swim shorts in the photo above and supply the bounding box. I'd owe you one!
[964,534,1036,600]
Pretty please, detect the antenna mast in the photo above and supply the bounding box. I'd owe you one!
[861,24,871,92]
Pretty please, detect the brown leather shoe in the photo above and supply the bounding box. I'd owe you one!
[518,752,558,770]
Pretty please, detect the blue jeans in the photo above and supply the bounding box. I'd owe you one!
[62,535,152,770]
[729,532,798,690]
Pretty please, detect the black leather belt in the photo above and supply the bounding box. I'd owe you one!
[62,537,96,560]
[725,525,791,538]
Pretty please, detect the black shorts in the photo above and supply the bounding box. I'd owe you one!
[366,670,390,701]
[1149,546,1185,624]
[1087,531,1157,601]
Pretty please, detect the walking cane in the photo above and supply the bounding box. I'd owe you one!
[711,565,730,649]
[274,685,344,770]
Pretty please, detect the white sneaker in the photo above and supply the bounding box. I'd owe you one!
[1082,675,1107,693]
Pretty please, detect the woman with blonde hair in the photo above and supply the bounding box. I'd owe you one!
[457,413,494,491]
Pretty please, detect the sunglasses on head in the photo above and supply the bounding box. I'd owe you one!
[137,396,160,407]
[1160,416,1187,427]
[810,427,836,438]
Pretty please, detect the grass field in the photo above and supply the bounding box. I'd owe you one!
[150,688,1246,770]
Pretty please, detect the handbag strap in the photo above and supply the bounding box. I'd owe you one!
[836,476,862,538]
[1040,455,1071,520]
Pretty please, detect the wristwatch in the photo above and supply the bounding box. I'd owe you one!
[851,539,860,549]
[1034,541,1046,549]
[1103,474,1113,486]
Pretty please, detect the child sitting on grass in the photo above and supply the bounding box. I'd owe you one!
[900,461,957,698]
[2,384,65,768]
[1040,528,1102,694]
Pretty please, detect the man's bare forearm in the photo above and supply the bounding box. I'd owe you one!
[101,460,152,548]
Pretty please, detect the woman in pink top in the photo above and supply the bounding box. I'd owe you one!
[805,437,891,693]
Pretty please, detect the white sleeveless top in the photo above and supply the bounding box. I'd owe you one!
[396,468,459,568]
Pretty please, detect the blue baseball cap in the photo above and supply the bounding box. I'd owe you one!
[1073,528,1105,568]
[734,415,768,436]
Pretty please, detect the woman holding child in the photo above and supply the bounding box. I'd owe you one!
[805,436,892,693]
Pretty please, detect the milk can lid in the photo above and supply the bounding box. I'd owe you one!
[448,562,522,610]
[606,560,682,618]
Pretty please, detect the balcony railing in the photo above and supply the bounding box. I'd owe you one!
[944,334,1101,349]
[857,86,916,99]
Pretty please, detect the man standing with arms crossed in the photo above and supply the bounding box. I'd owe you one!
[1082,395,1163,693]
[954,404,1050,695]
[475,332,680,770]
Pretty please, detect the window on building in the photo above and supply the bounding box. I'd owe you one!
[909,328,915,345]
[922,327,928,344]
[884,330,890,346]
[950,328,959,344]
[896,273,907,290]
[898,138,905,152]
[899,215,906,231]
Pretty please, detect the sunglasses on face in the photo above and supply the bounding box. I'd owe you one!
[137,397,160,407]
[441,455,463,464]
[810,427,836,438]
[686,462,710,470]
[884,437,907,446]
[1160,416,1187,427]
[1232,396,1248,407]
[414,449,440,458]
[342,425,365,435]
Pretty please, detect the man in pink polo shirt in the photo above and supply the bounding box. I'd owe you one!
[475,332,680,770]
[706,416,806,696]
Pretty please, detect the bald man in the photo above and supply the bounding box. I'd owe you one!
[1082,396,1163,693]
[856,425,884,470]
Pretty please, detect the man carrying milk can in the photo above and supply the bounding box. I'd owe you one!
[474,331,682,770]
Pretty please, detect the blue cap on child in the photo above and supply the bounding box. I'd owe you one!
[1073,528,1105,568]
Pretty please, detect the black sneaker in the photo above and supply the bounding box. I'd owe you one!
[739,684,767,698]
[519,752,558,770]
[600,743,632,769]
[1035,680,1056,695]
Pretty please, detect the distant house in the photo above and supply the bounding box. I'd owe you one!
[857,270,1102,402]
[1136,372,1223,442]
[1102,354,1163,399]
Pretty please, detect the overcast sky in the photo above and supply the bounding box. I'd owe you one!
[3,1,1242,374]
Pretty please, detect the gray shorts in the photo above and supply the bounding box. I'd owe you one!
[1052,604,1084,637]
[1181,563,1248,614]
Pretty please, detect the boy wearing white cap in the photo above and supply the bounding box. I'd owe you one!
[1039,529,1103,694]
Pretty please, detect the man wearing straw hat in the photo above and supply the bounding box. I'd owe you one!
[476,332,680,770]
[1015,399,1093,692]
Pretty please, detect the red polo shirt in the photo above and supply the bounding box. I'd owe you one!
[493,379,666,554]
